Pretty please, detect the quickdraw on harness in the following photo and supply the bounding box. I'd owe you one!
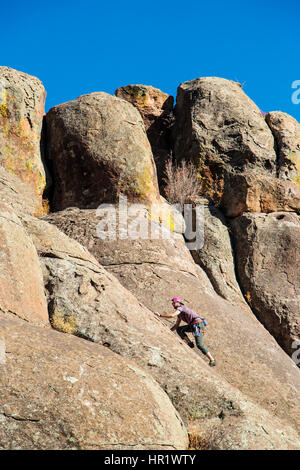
[191,318,207,337]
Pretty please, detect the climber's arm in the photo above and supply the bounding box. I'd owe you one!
[170,315,181,332]
[158,310,180,319]
[155,310,180,321]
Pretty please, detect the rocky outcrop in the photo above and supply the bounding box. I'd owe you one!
[231,211,300,357]
[115,85,174,185]
[266,111,300,184]
[0,67,46,210]
[174,77,277,177]
[172,77,300,220]
[0,204,48,326]
[170,77,300,366]
[43,207,300,443]
[0,313,188,450]
[189,199,245,304]
[1,67,300,450]
[45,92,161,210]
[172,77,299,217]
[219,172,300,217]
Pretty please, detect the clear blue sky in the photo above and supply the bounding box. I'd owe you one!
[2,0,300,120]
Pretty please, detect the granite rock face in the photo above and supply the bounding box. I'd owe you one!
[231,211,300,357]
[43,206,300,444]
[1,67,300,450]
[266,111,300,184]
[0,166,43,217]
[0,67,46,210]
[219,172,300,217]
[189,200,245,304]
[45,92,161,210]
[172,77,300,219]
[0,313,188,450]
[0,204,48,326]
[174,78,277,184]
[115,85,174,185]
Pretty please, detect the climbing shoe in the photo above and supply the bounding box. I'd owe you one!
[209,360,216,367]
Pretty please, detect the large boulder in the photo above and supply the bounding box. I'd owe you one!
[231,211,300,357]
[45,92,161,210]
[172,77,289,214]
[42,207,300,444]
[0,67,46,209]
[266,111,300,184]
[115,85,174,185]
[0,204,48,326]
[0,312,188,450]
[174,77,277,176]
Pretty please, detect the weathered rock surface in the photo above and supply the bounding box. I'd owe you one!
[266,111,300,184]
[219,172,300,217]
[43,206,202,280]
[45,92,160,210]
[0,204,48,326]
[43,207,300,444]
[172,77,294,217]
[172,77,300,218]
[0,313,188,450]
[231,211,300,357]
[174,77,277,178]
[0,67,46,208]
[115,85,174,133]
[115,85,174,185]
[0,166,42,217]
[189,199,245,304]
[2,67,300,450]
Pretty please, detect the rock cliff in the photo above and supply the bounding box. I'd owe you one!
[0,67,47,213]
[0,67,299,450]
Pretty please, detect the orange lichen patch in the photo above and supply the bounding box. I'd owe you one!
[199,164,224,204]
[115,85,174,123]
[0,78,46,203]
[19,117,32,134]
[0,113,9,136]
[290,152,300,187]
[245,291,252,304]
[33,198,50,218]
[0,116,46,197]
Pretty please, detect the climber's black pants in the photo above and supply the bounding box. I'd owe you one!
[177,324,209,355]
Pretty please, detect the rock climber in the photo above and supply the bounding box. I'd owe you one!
[155,297,216,367]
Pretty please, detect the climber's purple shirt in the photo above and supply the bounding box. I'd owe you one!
[176,304,200,324]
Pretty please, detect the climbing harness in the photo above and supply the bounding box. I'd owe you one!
[191,318,207,336]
